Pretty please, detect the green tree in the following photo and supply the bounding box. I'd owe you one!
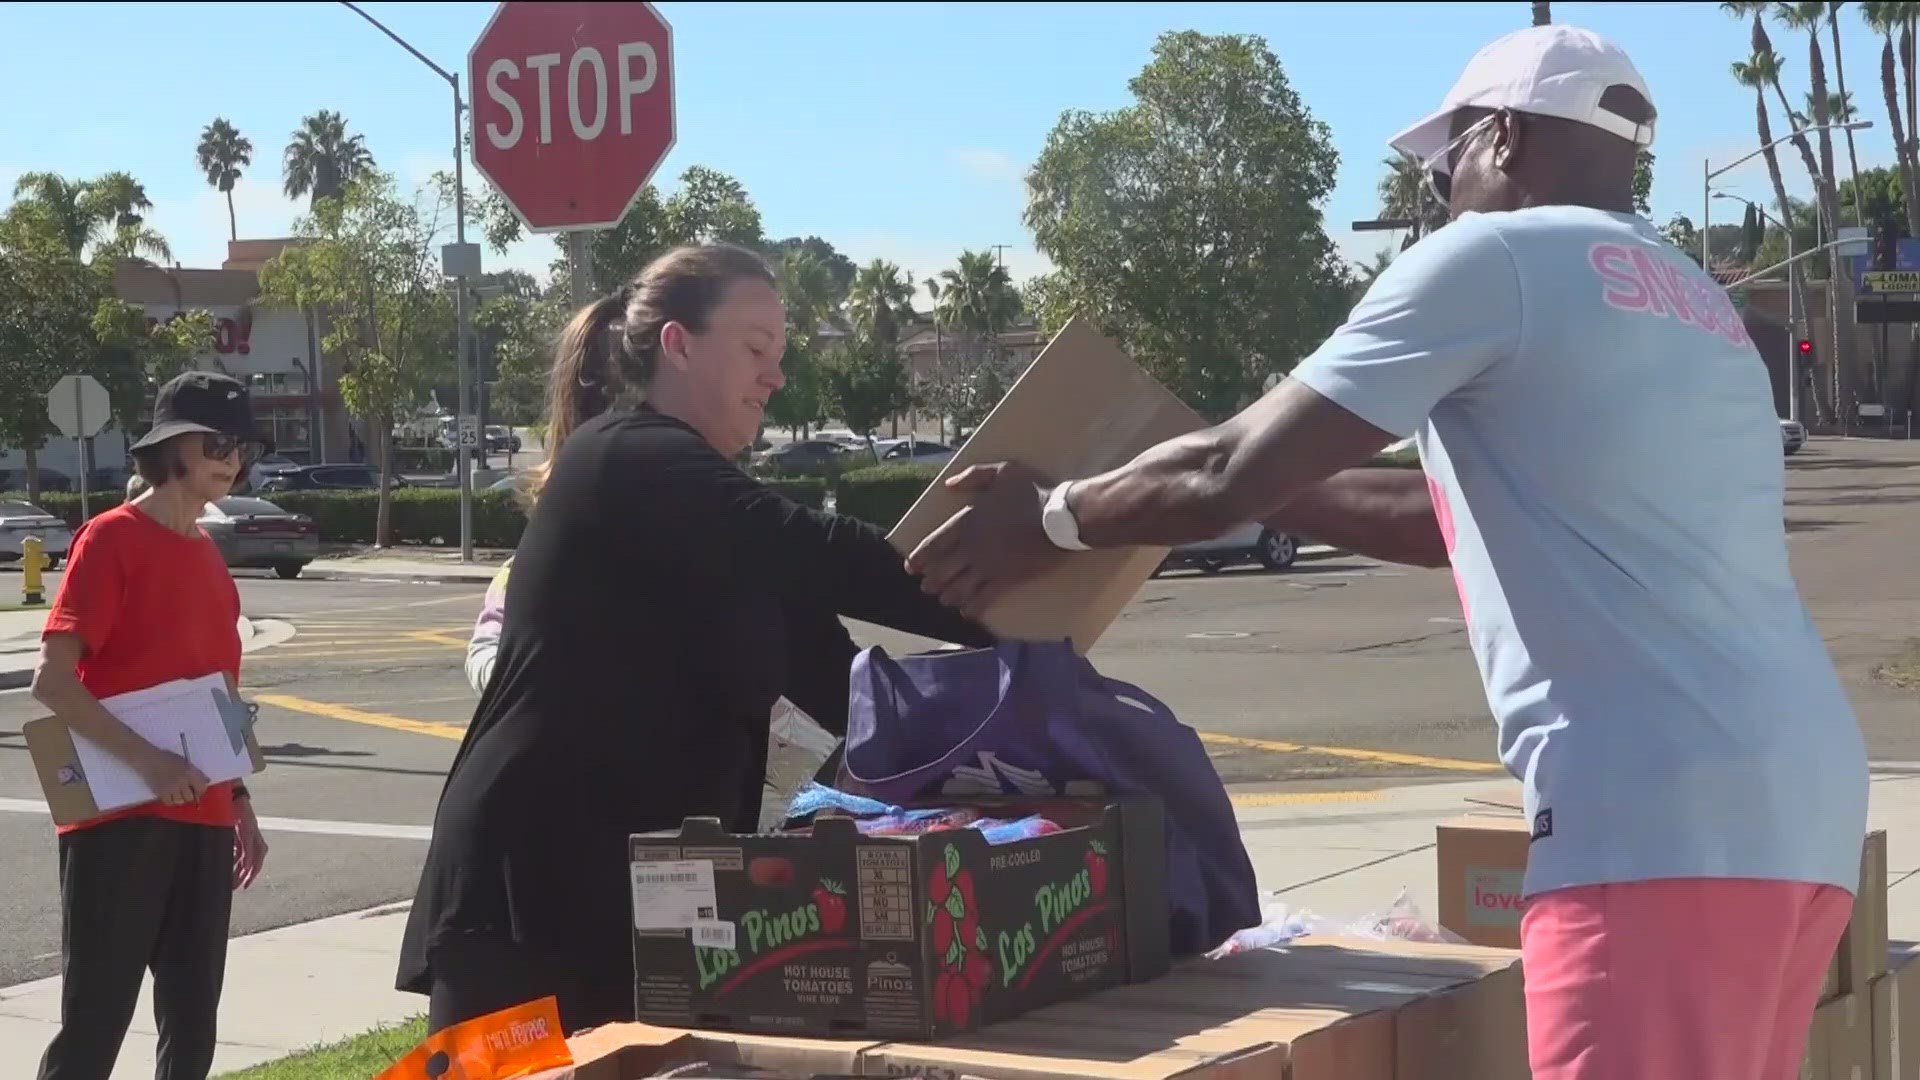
[197,118,254,242]
[772,236,856,302]
[848,259,916,345]
[11,172,108,258]
[922,250,1023,433]
[258,172,453,546]
[764,334,825,437]
[1632,150,1654,216]
[473,288,564,427]
[0,208,96,502]
[282,110,377,210]
[820,334,909,444]
[1377,156,1447,238]
[1024,30,1353,419]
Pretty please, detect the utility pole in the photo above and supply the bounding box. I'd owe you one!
[990,244,1010,271]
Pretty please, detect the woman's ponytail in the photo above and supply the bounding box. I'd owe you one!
[526,291,627,504]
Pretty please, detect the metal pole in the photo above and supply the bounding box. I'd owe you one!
[1702,158,1712,267]
[453,78,473,563]
[568,232,597,305]
[75,383,89,521]
[1788,227,1799,424]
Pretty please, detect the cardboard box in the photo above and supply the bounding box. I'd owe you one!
[1805,1003,1831,1080]
[628,798,1170,1039]
[1434,816,1531,949]
[885,318,1207,654]
[1839,831,1891,996]
[1824,990,1873,1080]
[556,936,1524,1080]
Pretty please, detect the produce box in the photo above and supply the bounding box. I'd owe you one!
[627,795,1170,1039]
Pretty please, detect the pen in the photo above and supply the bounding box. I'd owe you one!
[181,734,199,806]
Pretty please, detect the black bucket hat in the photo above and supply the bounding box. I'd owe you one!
[130,371,274,454]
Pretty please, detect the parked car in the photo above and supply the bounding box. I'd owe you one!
[0,467,73,493]
[484,425,522,454]
[257,464,406,492]
[198,496,319,579]
[0,499,72,569]
[1157,524,1300,576]
[752,439,852,472]
[874,439,957,468]
[1780,417,1807,455]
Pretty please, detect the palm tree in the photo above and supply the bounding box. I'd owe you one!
[934,250,1021,338]
[1777,1,1863,404]
[1532,2,1551,26]
[1827,3,1867,223]
[282,110,376,209]
[847,259,916,345]
[85,171,153,230]
[777,249,843,339]
[11,171,106,257]
[1377,156,1447,239]
[94,222,173,266]
[1734,50,1821,410]
[197,118,253,241]
[1862,2,1920,238]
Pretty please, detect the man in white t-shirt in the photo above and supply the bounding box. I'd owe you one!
[904,25,1868,1080]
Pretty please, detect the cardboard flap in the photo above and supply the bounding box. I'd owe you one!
[886,318,1206,653]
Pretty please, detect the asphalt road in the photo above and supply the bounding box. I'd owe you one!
[0,436,1915,986]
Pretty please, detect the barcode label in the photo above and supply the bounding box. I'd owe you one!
[635,871,701,886]
[630,859,718,931]
[693,920,736,950]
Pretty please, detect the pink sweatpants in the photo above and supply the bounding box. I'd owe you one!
[1522,878,1854,1080]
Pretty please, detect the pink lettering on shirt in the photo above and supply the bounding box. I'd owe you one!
[1427,473,1471,624]
[1589,242,1751,348]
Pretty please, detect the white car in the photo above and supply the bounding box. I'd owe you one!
[1157,524,1300,576]
[0,500,73,569]
[1780,418,1807,454]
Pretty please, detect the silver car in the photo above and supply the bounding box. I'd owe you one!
[1157,523,1300,576]
[0,500,72,569]
[198,496,320,579]
[1780,418,1807,455]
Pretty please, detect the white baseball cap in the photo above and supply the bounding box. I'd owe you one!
[1389,25,1656,167]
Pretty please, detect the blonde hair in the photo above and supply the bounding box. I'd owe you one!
[528,243,776,503]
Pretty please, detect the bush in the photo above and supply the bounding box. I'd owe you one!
[267,489,528,547]
[0,489,128,526]
[834,463,941,532]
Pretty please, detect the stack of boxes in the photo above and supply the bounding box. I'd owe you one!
[1435,819,1917,1080]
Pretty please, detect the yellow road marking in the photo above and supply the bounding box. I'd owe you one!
[254,694,467,741]
[406,630,471,648]
[1198,731,1500,774]
[1228,790,1385,807]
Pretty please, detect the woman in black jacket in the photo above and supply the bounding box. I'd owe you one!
[396,243,991,1034]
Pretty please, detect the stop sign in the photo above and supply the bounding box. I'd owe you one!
[468,1,676,233]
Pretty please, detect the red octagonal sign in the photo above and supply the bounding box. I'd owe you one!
[468,1,676,233]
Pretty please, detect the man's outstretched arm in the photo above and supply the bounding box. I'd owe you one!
[1263,468,1448,569]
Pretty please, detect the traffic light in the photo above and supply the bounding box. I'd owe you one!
[1798,338,1814,358]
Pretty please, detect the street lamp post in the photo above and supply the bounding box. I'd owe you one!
[1701,120,1873,267]
[1715,192,1800,422]
[339,1,480,562]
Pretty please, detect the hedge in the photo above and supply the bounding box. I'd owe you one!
[833,463,941,532]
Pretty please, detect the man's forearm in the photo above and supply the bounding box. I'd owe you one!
[1266,468,1449,569]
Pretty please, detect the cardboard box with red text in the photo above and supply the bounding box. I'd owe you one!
[627,797,1169,1040]
[1434,816,1530,949]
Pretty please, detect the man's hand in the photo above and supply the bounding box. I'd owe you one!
[233,801,269,890]
[904,461,1068,618]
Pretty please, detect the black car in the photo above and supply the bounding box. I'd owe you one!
[484,425,522,454]
[256,464,407,492]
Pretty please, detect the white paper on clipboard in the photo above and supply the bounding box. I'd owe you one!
[68,673,254,812]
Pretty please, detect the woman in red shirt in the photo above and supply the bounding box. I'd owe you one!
[31,370,272,1080]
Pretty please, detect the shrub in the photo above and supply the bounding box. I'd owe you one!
[834,463,941,532]
[267,489,528,547]
[1,490,128,526]
[764,477,828,510]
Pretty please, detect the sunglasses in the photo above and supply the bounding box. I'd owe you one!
[201,432,268,468]
[1412,112,1501,210]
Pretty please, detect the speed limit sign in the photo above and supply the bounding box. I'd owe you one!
[458,416,479,447]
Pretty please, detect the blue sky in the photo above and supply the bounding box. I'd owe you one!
[0,1,1900,303]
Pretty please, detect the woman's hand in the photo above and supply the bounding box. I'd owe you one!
[233,800,269,890]
[136,749,211,807]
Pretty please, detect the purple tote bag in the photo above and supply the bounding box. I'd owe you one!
[837,639,1260,956]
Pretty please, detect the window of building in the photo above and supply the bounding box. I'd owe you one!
[259,406,311,455]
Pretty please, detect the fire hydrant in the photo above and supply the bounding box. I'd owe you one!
[21,535,46,606]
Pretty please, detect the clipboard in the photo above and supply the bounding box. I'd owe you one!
[23,713,266,827]
[887,317,1207,653]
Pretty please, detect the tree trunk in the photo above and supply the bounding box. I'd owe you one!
[22,444,39,505]
[1531,1,1550,26]
[1832,8,1865,216]
[226,190,237,243]
[374,419,392,550]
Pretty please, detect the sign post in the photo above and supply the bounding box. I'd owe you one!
[468,1,676,303]
[46,374,111,522]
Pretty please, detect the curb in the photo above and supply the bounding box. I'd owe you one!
[306,564,503,584]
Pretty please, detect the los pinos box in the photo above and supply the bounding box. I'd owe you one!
[627,795,1172,1040]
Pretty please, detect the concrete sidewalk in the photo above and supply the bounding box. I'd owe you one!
[0,609,265,691]
[5,770,1920,1077]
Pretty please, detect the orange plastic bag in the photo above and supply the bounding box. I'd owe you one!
[376,997,573,1080]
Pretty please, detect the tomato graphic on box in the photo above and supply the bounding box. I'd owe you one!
[924,842,991,1027]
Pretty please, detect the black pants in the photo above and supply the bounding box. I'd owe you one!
[425,932,627,1037]
[36,817,233,1080]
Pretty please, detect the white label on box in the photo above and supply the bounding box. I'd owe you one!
[630,859,717,930]
[1465,867,1527,927]
[693,920,736,951]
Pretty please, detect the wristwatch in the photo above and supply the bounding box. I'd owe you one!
[1040,481,1091,552]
